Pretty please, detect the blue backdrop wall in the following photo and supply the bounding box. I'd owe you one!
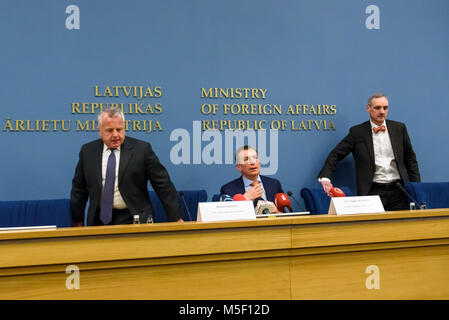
[1,0,448,212]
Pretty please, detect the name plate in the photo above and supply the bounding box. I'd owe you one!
[197,201,256,222]
[328,195,385,215]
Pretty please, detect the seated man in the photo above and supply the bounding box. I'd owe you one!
[219,145,284,203]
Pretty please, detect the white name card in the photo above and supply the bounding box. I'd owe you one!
[197,201,256,222]
[328,195,385,215]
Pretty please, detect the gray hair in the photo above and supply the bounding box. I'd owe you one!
[367,92,388,106]
[97,105,125,127]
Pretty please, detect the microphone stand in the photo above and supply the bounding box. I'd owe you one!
[179,191,193,221]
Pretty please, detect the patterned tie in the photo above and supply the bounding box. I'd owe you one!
[373,125,386,134]
[100,149,116,225]
[250,181,259,187]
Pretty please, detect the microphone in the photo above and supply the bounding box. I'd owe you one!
[254,200,277,215]
[232,193,246,201]
[287,190,306,212]
[275,193,292,213]
[395,182,421,208]
[178,191,193,221]
[253,196,264,207]
[219,194,234,202]
[330,187,345,197]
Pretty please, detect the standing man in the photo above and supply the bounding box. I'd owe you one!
[219,145,284,203]
[318,93,421,211]
[70,106,183,226]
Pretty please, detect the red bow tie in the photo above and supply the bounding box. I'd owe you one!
[373,125,386,134]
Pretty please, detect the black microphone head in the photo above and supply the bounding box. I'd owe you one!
[286,189,305,212]
[179,191,185,196]
[253,197,264,206]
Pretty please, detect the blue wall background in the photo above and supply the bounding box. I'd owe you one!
[1,0,448,212]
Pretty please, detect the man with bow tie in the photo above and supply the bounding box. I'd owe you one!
[318,93,421,211]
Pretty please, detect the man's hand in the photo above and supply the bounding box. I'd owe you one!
[320,179,334,197]
[244,181,264,200]
[73,221,83,227]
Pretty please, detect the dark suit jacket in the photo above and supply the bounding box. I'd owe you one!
[318,120,421,196]
[70,136,182,225]
[219,175,284,202]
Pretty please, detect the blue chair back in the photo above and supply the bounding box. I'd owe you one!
[211,194,220,202]
[149,190,207,222]
[404,182,449,209]
[0,199,72,228]
[300,187,353,214]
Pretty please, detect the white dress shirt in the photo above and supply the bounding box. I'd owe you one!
[370,120,401,183]
[318,120,401,185]
[102,144,127,209]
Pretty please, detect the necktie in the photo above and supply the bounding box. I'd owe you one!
[100,149,116,225]
[250,180,265,200]
[373,125,386,134]
[250,181,259,187]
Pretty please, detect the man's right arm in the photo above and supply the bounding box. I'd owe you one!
[243,183,263,201]
[220,181,263,201]
[70,147,88,226]
[318,130,355,195]
[318,177,334,196]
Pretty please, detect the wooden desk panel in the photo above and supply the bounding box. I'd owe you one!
[290,245,449,299]
[1,209,448,299]
[1,256,292,300]
[0,224,292,268]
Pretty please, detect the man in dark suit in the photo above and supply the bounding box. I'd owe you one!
[318,93,421,211]
[70,106,182,226]
[220,145,284,203]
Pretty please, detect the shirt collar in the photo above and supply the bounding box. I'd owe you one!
[103,144,121,152]
[370,119,387,129]
[242,175,261,187]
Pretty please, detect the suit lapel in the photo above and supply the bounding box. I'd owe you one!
[118,138,134,184]
[386,120,401,160]
[237,177,246,195]
[260,176,272,200]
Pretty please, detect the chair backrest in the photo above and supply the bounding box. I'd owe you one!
[404,182,449,209]
[0,199,72,228]
[300,187,353,214]
[149,190,208,222]
[211,194,220,202]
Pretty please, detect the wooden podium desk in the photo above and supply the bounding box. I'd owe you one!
[1,209,449,299]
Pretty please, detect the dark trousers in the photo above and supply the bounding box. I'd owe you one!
[368,181,409,211]
[93,208,133,226]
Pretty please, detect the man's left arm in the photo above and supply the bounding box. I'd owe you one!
[70,146,89,226]
[402,124,421,182]
[144,143,183,222]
